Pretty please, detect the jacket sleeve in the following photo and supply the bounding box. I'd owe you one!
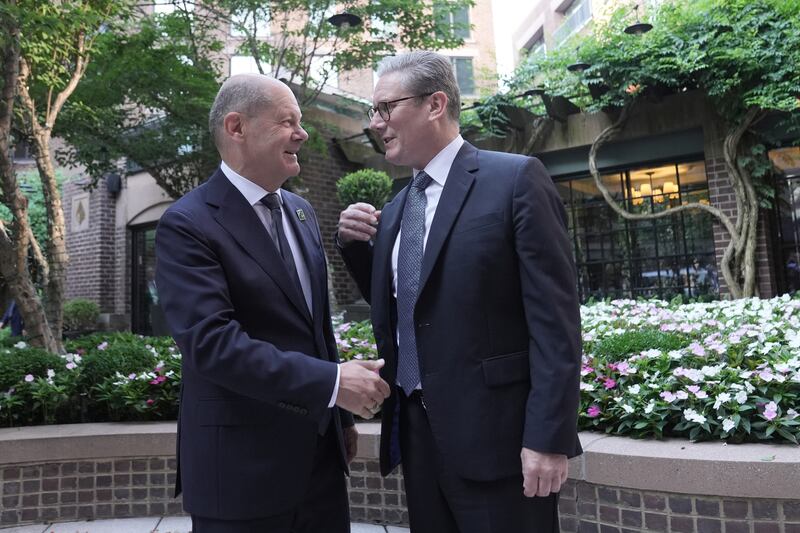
[337,236,374,304]
[512,157,583,457]
[155,208,338,424]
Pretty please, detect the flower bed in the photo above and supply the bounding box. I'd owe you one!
[2,298,798,444]
[580,296,800,444]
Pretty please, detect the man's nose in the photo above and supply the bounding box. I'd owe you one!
[296,126,309,141]
[369,112,385,131]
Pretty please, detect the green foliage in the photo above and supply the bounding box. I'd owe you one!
[333,318,378,362]
[57,9,221,199]
[591,329,689,361]
[0,345,63,391]
[0,333,182,426]
[336,169,393,208]
[77,342,155,392]
[0,171,63,256]
[62,299,100,332]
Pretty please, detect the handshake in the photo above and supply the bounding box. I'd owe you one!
[334,359,391,419]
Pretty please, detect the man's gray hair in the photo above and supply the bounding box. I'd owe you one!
[376,51,461,122]
[208,74,273,148]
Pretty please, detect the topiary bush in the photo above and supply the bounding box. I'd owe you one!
[336,169,393,208]
[63,299,100,332]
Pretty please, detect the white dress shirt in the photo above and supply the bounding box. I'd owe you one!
[220,161,340,408]
[391,135,464,297]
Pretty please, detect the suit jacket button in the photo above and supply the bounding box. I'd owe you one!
[300,408,308,415]
[278,402,286,408]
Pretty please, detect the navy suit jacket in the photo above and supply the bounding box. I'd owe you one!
[341,142,582,481]
[156,168,352,520]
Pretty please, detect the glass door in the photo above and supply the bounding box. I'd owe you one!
[131,223,168,336]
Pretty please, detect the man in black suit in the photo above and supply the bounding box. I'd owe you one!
[337,52,582,533]
[156,74,390,533]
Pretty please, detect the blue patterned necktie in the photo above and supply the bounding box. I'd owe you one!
[397,171,433,395]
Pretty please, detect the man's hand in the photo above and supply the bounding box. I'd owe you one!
[521,448,568,498]
[335,359,391,419]
[344,425,359,463]
[337,203,379,246]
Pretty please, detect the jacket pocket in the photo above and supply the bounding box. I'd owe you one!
[481,350,530,387]
[452,211,503,235]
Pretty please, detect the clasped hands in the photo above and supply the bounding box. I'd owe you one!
[335,358,390,419]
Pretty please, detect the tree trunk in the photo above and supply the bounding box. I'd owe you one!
[0,3,62,352]
[587,101,760,299]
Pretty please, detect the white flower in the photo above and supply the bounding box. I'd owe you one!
[721,418,735,432]
[628,384,641,395]
[580,382,595,391]
[683,408,707,424]
[622,405,634,414]
[676,391,689,400]
[735,391,748,404]
[46,369,55,379]
[14,341,27,349]
[714,393,731,409]
[644,401,655,414]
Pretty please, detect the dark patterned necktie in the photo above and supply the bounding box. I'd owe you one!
[260,193,303,298]
[397,171,433,395]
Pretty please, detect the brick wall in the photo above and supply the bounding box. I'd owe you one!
[296,138,366,307]
[62,178,118,313]
[705,157,776,298]
[558,479,800,533]
[5,456,800,532]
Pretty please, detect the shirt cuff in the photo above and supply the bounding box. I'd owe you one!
[327,364,341,408]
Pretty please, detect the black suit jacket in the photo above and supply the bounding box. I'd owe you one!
[156,169,352,520]
[341,142,582,481]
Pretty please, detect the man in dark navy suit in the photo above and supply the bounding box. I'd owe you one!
[337,52,582,532]
[156,74,390,533]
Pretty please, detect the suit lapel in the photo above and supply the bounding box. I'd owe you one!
[205,170,312,326]
[373,189,407,299]
[418,142,478,294]
[282,192,323,323]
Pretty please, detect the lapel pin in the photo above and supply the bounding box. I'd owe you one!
[296,208,306,221]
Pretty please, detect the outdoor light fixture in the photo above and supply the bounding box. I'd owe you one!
[624,5,653,35]
[327,12,362,30]
[567,47,590,73]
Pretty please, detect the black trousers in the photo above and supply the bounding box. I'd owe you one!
[399,390,559,533]
[191,426,350,533]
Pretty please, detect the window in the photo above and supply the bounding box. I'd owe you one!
[11,138,33,161]
[309,55,338,89]
[434,2,470,40]
[230,55,269,76]
[153,0,194,15]
[769,146,800,294]
[230,9,271,38]
[553,0,592,45]
[450,57,475,96]
[558,161,718,301]
[525,34,546,59]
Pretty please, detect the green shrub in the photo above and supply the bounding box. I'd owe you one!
[78,342,157,391]
[63,299,100,331]
[0,346,64,390]
[336,169,393,208]
[591,329,690,360]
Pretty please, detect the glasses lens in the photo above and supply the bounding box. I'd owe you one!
[368,107,375,120]
[378,102,390,121]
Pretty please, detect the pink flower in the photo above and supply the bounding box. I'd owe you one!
[97,341,109,351]
[66,362,77,370]
[687,385,700,394]
[603,378,617,390]
[587,405,601,418]
[146,399,155,406]
[24,374,34,383]
[660,391,677,403]
[580,364,594,376]
[689,342,706,357]
[763,401,778,421]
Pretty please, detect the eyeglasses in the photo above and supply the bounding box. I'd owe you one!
[367,93,433,122]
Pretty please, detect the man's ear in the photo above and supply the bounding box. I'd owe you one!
[428,91,449,121]
[223,112,245,143]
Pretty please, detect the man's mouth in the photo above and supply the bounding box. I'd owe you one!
[383,137,395,146]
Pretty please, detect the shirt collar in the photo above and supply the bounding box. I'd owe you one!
[220,160,283,206]
[413,135,464,186]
